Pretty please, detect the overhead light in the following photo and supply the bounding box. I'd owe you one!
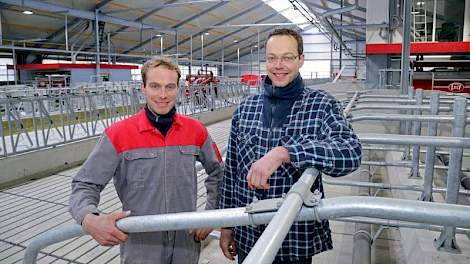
[155,34,162,37]
[233,40,238,43]
[204,32,210,35]
[22,10,34,15]
[253,45,258,48]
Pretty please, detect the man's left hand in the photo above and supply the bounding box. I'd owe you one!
[189,228,213,241]
[247,146,290,190]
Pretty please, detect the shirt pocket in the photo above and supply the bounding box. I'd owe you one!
[176,145,200,182]
[123,149,160,189]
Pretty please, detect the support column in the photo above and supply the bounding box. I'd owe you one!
[190,35,193,75]
[65,14,68,51]
[175,30,179,65]
[400,0,412,95]
[463,0,470,41]
[0,11,2,45]
[94,9,101,82]
[221,39,224,77]
[434,97,467,253]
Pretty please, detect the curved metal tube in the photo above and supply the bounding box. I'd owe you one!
[23,196,470,264]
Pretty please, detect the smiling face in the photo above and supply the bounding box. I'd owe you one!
[141,66,179,115]
[265,34,304,87]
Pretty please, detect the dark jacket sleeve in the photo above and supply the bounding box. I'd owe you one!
[218,106,240,209]
[281,96,362,176]
[69,134,120,224]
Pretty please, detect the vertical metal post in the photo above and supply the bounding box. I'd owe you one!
[160,36,163,57]
[190,34,193,75]
[65,14,68,51]
[107,33,111,64]
[221,39,224,77]
[94,9,101,81]
[257,28,261,91]
[432,0,437,41]
[150,33,153,56]
[201,34,204,71]
[330,34,334,79]
[175,30,179,65]
[12,46,17,85]
[420,91,440,201]
[250,47,253,74]
[464,0,470,41]
[0,11,2,46]
[434,97,467,253]
[400,0,412,95]
[410,89,423,178]
[237,47,240,80]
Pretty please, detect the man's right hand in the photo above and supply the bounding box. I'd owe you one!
[219,228,237,260]
[82,211,130,246]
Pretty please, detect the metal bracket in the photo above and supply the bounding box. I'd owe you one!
[434,230,462,254]
[245,197,285,214]
[303,189,322,207]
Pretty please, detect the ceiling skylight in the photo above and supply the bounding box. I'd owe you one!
[263,0,324,33]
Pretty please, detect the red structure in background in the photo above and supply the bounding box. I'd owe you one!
[241,74,261,87]
[366,42,470,94]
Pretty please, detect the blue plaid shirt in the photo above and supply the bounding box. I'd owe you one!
[219,84,362,261]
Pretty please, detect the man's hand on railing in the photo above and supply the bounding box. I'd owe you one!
[188,228,213,241]
[82,211,130,246]
[220,228,237,260]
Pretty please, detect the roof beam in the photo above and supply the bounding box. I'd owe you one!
[0,0,170,32]
[303,0,365,22]
[188,8,290,59]
[122,1,228,54]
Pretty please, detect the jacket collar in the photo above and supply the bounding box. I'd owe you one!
[263,74,304,100]
[137,108,182,133]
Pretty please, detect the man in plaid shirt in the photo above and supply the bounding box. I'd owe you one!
[219,28,362,263]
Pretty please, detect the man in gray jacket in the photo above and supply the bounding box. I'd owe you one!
[69,58,224,264]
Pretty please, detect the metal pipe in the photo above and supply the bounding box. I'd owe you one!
[335,217,470,237]
[435,97,467,253]
[358,133,470,148]
[343,91,359,118]
[23,196,470,264]
[94,9,101,81]
[65,14,68,51]
[323,178,470,196]
[411,89,423,178]
[353,161,371,264]
[243,168,319,264]
[349,114,454,123]
[421,92,440,201]
[400,0,412,95]
[351,104,452,112]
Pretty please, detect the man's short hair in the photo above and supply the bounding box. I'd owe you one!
[266,28,304,55]
[141,57,181,86]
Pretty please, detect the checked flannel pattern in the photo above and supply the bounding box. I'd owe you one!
[219,88,362,262]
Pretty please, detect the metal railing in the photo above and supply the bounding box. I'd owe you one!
[340,88,470,253]
[0,81,248,157]
[22,166,470,264]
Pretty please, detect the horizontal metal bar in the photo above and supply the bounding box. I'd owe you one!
[350,114,456,123]
[352,105,452,112]
[23,196,470,263]
[358,134,470,148]
[323,178,470,196]
[335,217,470,237]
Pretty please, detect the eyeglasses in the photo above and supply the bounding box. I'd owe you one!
[266,55,299,64]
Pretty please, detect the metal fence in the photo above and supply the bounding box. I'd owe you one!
[0,81,248,157]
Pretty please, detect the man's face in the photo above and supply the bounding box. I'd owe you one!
[141,66,179,115]
[265,35,304,87]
